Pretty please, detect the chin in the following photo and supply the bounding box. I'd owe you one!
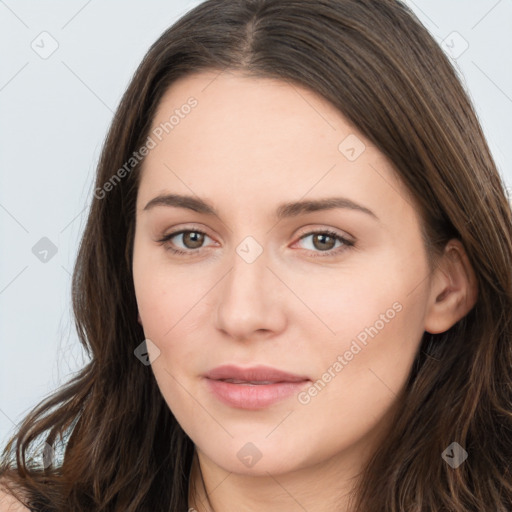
[194,433,317,477]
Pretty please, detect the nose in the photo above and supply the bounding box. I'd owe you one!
[215,245,287,342]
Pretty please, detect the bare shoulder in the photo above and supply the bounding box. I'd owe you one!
[0,479,31,512]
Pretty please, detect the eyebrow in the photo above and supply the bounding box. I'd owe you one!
[143,193,378,220]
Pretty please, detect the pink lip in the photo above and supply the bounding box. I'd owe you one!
[204,364,311,410]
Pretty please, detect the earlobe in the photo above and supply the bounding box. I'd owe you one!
[424,239,478,334]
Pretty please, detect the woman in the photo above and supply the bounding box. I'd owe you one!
[1,0,511,510]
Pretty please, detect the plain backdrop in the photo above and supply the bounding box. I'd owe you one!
[1,0,511,449]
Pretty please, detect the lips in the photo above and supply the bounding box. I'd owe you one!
[204,364,311,409]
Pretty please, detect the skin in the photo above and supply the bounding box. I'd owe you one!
[132,70,478,512]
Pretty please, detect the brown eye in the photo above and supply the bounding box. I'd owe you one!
[157,229,212,255]
[311,233,337,251]
[181,231,205,249]
[296,229,354,257]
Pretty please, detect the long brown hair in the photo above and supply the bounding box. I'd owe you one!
[2,0,512,510]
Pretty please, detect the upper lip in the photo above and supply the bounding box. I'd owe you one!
[205,364,310,383]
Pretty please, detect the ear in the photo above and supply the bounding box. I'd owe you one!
[424,239,478,334]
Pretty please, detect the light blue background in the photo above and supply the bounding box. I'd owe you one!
[1,0,511,448]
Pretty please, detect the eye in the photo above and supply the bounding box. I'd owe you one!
[157,229,215,255]
[156,227,354,258]
[295,229,354,257]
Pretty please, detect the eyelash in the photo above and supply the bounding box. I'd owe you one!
[156,228,354,258]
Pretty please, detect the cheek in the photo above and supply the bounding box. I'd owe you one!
[290,243,426,396]
[133,244,208,337]
[295,283,422,409]
[286,291,425,470]
[132,248,220,387]
[294,259,427,434]
[282,247,420,350]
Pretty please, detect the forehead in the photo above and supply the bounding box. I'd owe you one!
[148,69,349,165]
[137,70,412,220]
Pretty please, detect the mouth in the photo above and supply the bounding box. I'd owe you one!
[204,364,311,409]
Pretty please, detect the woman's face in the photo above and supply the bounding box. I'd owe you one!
[132,70,432,477]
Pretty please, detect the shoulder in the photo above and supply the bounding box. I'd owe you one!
[0,479,31,512]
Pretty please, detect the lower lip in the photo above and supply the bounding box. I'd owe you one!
[205,378,310,409]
